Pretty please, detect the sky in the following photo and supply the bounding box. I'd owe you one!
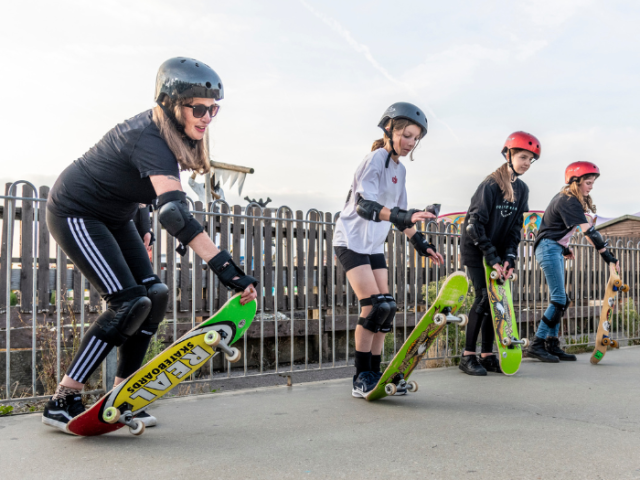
[1,0,639,218]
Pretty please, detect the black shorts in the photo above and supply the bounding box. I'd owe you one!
[335,246,387,272]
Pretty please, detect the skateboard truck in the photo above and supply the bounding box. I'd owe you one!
[384,374,418,396]
[102,405,145,436]
[500,336,529,349]
[433,307,468,327]
[204,330,242,362]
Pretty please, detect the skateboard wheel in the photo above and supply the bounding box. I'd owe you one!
[621,284,629,293]
[611,339,619,348]
[129,419,145,436]
[407,381,418,393]
[501,337,512,347]
[103,406,120,424]
[457,314,468,327]
[385,383,397,396]
[490,271,500,280]
[225,347,241,363]
[602,338,611,346]
[521,338,530,348]
[613,279,622,288]
[509,273,518,282]
[434,313,446,326]
[204,330,221,347]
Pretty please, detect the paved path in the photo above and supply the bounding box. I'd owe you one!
[1,347,640,480]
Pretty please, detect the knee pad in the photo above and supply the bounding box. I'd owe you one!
[543,297,568,328]
[138,276,169,336]
[380,294,397,333]
[475,288,490,315]
[99,286,152,346]
[357,294,391,333]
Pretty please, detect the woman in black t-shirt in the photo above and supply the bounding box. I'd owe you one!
[42,58,258,433]
[527,162,619,362]
[459,132,539,376]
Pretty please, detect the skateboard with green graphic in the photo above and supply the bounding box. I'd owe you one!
[366,272,469,401]
[591,264,628,364]
[484,260,529,375]
[67,293,256,436]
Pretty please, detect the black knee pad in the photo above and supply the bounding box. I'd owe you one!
[138,276,169,336]
[99,286,152,346]
[475,288,490,315]
[357,294,391,333]
[380,294,397,333]
[543,297,568,328]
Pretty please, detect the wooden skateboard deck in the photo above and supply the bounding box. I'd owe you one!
[484,261,527,375]
[591,264,627,364]
[366,271,469,401]
[67,293,256,436]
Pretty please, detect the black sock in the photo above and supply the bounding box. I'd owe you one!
[371,354,382,373]
[354,350,372,376]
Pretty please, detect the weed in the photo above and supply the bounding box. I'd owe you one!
[0,405,14,416]
[142,320,169,365]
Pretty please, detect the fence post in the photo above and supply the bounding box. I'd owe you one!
[101,299,117,392]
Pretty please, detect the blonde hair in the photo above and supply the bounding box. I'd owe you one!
[561,175,597,213]
[487,148,530,203]
[371,118,422,161]
[152,98,211,174]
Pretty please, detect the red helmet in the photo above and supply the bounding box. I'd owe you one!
[501,131,541,160]
[565,161,600,184]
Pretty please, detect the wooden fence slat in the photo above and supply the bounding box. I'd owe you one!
[178,244,190,312]
[263,208,274,311]
[37,186,50,312]
[285,211,294,310]
[19,184,35,313]
[0,183,11,311]
[72,266,82,313]
[252,206,261,312]
[218,203,229,306]
[324,212,333,309]
[295,210,305,309]
[206,204,220,312]
[165,229,175,313]
[307,211,317,309]
[193,202,205,314]
[276,211,284,311]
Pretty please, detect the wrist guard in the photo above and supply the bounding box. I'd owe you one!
[561,246,572,257]
[389,207,420,231]
[208,250,258,292]
[484,247,501,268]
[410,231,437,258]
[505,253,517,269]
[600,250,618,265]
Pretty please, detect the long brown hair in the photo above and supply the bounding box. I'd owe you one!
[152,97,211,174]
[371,118,422,161]
[561,175,597,213]
[486,148,528,203]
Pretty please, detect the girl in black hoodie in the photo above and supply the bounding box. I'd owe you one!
[459,132,540,375]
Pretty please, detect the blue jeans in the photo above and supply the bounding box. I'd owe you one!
[535,239,566,338]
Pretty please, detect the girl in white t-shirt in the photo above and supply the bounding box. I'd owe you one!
[334,102,444,398]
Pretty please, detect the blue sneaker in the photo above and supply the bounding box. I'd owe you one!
[352,371,378,398]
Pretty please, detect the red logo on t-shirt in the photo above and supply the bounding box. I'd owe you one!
[392,176,397,184]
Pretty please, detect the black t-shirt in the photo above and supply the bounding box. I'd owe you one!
[533,192,588,250]
[461,177,529,268]
[48,110,180,226]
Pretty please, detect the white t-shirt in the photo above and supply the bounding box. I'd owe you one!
[334,148,408,255]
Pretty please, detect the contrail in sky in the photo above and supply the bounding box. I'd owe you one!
[299,0,457,140]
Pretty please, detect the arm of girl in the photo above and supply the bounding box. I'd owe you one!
[581,223,620,272]
[150,174,258,304]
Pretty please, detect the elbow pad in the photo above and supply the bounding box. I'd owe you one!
[156,191,204,256]
[410,231,437,258]
[585,226,608,250]
[389,207,420,231]
[466,219,494,252]
[356,196,384,222]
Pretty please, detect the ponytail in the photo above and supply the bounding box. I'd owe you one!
[371,138,385,151]
[487,163,516,203]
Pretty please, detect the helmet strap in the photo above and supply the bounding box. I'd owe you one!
[506,149,521,178]
[385,120,398,168]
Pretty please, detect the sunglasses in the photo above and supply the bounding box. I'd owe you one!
[184,103,220,119]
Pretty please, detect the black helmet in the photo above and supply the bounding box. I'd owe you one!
[155,57,224,103]
[377,102,428,139]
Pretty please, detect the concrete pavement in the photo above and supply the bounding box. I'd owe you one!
[1,347,640,480]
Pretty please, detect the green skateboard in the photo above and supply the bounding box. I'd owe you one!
[366,272,469,401]
[66,293,256,436]
[484,260,528,375]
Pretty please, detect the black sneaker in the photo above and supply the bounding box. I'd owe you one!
[526,336,560,363]
[352,371,378,398]
[479,354,502,373]
[42,394,85,432]
[545,337,577,361]
[135,410,157,427]
[459,354,488,376]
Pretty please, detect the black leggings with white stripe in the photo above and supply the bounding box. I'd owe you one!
[47,209,156,384]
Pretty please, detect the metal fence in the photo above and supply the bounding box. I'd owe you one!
[1,181,639,402]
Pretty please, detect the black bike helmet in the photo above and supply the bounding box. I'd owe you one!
[155,57,224,103]
[377,102,428,167]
